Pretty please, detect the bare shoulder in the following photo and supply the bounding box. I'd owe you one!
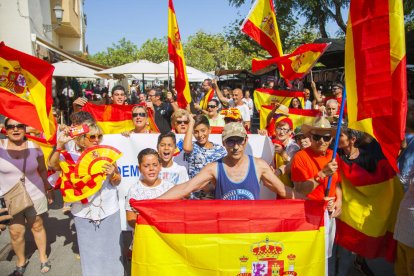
[253,157,269,169]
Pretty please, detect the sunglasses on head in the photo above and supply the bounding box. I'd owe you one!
[225,137,246,147]
[207,105,217,109]
[132,112,147,118]
[312,134,331,142]
[176,120,189,125]
[85,134,103,140]
[5,124,25,130]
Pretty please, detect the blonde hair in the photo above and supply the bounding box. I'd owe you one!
[74,122,103,150]
[171,109,190,125]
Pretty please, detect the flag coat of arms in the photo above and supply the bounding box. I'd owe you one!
[0,42,56,143]
[130,200,327,275]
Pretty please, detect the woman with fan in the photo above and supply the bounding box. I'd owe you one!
[48,122,124,276]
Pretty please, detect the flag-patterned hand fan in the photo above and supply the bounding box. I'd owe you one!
[75,145,122,176]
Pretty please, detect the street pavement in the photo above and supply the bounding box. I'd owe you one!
[0,191,395,276]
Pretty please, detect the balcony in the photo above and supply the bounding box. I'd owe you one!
[50,0,81,38]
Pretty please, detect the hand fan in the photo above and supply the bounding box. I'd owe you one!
[75,145,122,176]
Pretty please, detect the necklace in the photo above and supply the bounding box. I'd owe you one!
[346,148,359,159]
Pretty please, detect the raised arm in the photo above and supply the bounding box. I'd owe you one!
[212,79,230,106]
[182,115,195,153]
[157,162,217,199]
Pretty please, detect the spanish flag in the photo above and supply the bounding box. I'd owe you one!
[168,0,191,109]
[252,43,330,86]
[336,145,403,261]
[130,200,327,275]
[253,89,305,113]
[199,88,215,110]
[345,0,407,172]
[241,0,283,58]
[82,102,159,134]
[0,42,56,143]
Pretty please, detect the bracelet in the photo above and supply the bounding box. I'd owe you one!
[55,147,64,152]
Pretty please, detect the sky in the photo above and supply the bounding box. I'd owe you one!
[84,0,252,55]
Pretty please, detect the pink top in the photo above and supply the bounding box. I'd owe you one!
[0,140,46,200]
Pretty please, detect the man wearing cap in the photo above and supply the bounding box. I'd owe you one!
[158,122,305,200]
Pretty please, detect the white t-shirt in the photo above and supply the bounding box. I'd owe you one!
[125,179,174,212]
[243,98,254,117]
[159,162,189,185]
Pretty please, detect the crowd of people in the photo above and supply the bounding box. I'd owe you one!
[0,77,412,276]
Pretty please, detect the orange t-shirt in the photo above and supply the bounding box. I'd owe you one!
[291,148,340,200]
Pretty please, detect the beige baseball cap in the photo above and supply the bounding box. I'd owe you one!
[222,122,247,141]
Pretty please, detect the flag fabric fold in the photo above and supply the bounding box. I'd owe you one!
[345,0,407,172]
[130,199,327,276]
[253,88,305,113]
[241,0,283,58]
[199,88,215,110]
[168,0,191,109]
[0,42,56,143]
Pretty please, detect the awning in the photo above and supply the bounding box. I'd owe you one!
[33,36,107,71]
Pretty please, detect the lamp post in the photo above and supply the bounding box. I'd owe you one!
[43,1,64,33]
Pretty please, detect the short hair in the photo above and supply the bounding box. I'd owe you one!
[171,109,189,125]
[194,114,210,129]
[157,131,177,147]
[326,99,339,107]
[208,98,220,107]
[111,85,126,94]
[341,128,364,147]
[203,79,212,86]
[4,118,24,127]
[70,111,96,125]
[132,105,147,115]
[74,122,103,146]
[137,148,161,164]
[154,88,163,97]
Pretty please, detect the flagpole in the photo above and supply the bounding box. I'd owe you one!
[324,86,346,196]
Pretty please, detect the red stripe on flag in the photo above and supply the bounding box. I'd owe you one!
[82,103,133,122]
[255,88,305,98]
[336,219,396,262]
[241,20,282,58]
[339,159,396,186]
[131,199,326,234]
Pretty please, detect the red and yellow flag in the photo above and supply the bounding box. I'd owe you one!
[168,0,191,109]
[253,89,305,113]
[82,103,159,134]
[253,43,330,86]
[345,0,407,172]
[0,42,56,143]
[241,0,283,58]
[199,88,215,110]
[336,149,403,261]
[130,200,326,275]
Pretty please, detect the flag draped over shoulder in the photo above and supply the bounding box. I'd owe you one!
[82,103,159,134]
[199,88,215,110]
[336,149,404,261]
[345,0,407,172]
[253,89,305,113]
[130,200,326,276]
[168,0,191,109]
[0,42,56,143]
[252,43,330,86]
[241,0,283,58]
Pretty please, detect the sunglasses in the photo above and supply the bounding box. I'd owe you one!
[5,124,25,130]
[85,134,103,141]
[207,105,217,109]
[312,134,331,142]
[132,112,147,118]
[225,137,246,147]
[176,120,189,125]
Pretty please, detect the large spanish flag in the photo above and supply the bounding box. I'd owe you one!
[168,0,191,109]
[130,200,327,275]
[336,149,404,261]
[0,42,56,143]
[253,89,305,113]
[240,0,283,58]
[82,102,159,134]
[345,0,407,172]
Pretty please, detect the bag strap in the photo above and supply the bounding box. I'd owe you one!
[20,142,28,183]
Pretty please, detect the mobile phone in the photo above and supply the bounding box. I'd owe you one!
[0,197,11,225]
[69,124,90,138]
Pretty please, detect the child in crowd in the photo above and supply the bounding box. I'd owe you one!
[157,132,189,185]
[183,114,227,199]
[125,148,174,229]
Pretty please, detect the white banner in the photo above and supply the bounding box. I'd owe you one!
[101,134,275,230]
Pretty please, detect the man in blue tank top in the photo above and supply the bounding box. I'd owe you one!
[158,123,305,200]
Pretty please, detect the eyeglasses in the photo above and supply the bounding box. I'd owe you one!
[132,112,147,118]
[85,134,103,141]
[5,124,25,130]
[276,127,290,133]
[207,105,217,109]
[176,120,189,125]
[225,137,246,147]
[312,134,331,142]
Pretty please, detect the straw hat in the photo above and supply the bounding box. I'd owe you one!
[301,117,336,136]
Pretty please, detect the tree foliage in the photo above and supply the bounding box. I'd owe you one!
[88,38,139,67]
[137,38,168,63]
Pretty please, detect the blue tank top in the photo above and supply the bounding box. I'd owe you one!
[215,155,260,200]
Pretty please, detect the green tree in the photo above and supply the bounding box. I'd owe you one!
[89,38,139,67]
[137,38,168,63]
